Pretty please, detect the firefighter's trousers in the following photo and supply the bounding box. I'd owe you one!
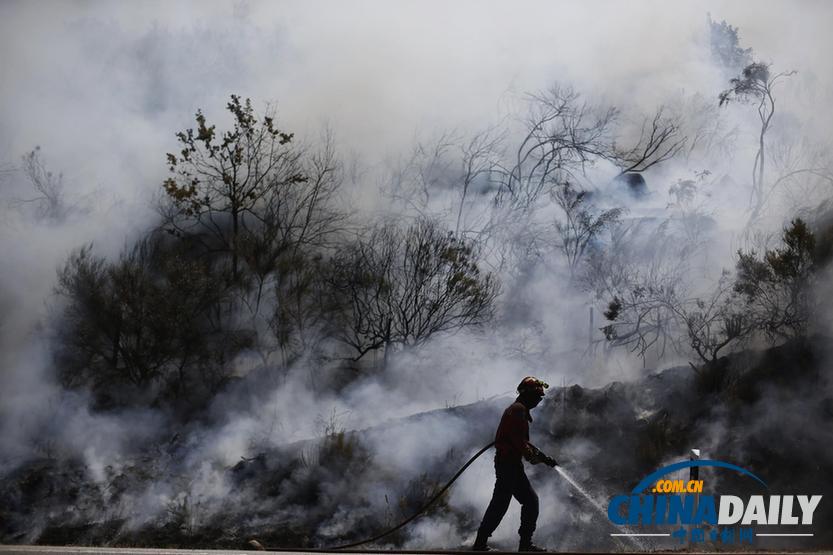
[476,457,539,542]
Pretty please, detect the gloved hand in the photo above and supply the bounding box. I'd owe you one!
[524,446,544,465]
[527,444,558,467]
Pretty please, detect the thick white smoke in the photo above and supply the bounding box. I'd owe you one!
[1,0,832,549]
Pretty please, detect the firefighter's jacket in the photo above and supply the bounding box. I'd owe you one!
[494,399,532,464]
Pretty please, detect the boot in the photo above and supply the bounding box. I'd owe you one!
[472,531,492,551]
[519,538,546,552]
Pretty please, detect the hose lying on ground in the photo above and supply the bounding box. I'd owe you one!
[248,441,496,551]
[331,440,496,550]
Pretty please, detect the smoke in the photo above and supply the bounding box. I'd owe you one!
[2,0,833,549]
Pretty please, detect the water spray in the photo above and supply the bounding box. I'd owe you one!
[554,465,646,550]
[249,440,648,551]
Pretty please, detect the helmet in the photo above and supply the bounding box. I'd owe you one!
[517,376,549,396]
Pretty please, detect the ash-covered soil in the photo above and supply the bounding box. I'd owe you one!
[2,337,832,551]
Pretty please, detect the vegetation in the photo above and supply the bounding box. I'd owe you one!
[50,76,830,410]
[719,62,796,222]
[4,11,833,550]
[330,218,499,367]
[735,218,820,338]
[54,235,244,413]
[601,218,824,375]
[53,96,498,408]
[162,95,306,283]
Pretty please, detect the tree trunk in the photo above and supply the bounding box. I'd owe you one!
[232,209,240,282]
[381,319,392,372]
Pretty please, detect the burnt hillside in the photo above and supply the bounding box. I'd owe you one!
[3,336,831,551]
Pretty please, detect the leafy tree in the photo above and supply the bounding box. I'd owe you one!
[719,62,795,221]
[162,95,307,282]
[708,14,753,73]
[54,235,249,413]
[735,218,819,338]
[330,218,499,367]
[601,218,822,374]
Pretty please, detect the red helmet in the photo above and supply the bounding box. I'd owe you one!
[517,376,549,396]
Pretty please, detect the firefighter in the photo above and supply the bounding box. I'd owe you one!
[472,376,556,552]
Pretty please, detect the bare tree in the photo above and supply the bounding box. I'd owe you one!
[674,273,755,368]
[235,134,346,367]
[385,133,448,216]
[455,128,503,235]
[12,147,67,222]
[764,134,833,217]
[600,219,821,374]
[499,85,615,210]
[330,218,499,368]
[609,108,686,176]
[383,127,503,235]
[598,268,685,364]
[674,93,739,164]
[329,224,398,363]
[666,170,716,251]
[586,210,713,364]
[602,270,754,370]
[267,251,338,368]
[238,130,345,314]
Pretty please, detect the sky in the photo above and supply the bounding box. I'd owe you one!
[3,0,832,179]
[2,0,830,319]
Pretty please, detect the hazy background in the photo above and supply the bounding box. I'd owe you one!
[1,0,832,549]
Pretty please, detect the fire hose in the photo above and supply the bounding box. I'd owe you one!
[249,440,559,551]
[329,441,557,549]
[249,441,557,550]
[331,440,498,549]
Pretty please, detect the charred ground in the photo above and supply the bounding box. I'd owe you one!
[3,336,832,551]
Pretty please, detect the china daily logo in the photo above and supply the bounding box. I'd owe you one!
[606,459,822,545]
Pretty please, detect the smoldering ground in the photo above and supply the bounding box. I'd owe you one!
[2,0,833,550]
